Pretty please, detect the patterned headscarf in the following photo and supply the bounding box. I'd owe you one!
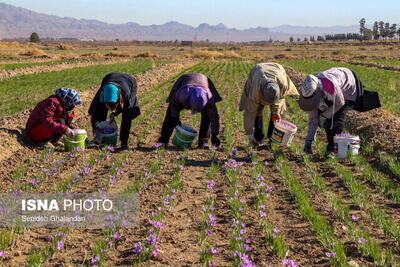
[55,88,82,110]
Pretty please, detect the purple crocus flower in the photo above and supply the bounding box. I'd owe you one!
[351,214,359,221]
[206,229,213,236]
[57,240,64,250]
[47,236,54,242]
[358,237,368,244]
[0,251,6,258]
[113,232,121,240]
[325,251,336,258]
[133,242,143,254]
[91,256,100,263]
[211,247,218,255]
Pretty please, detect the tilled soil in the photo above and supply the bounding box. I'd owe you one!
[0,60,399,267]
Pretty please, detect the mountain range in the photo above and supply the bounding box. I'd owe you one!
[0,3,360,42]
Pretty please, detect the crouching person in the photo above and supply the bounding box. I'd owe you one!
[239,63,298,147]
[89,72,140,150]
[157,73,222,148]
[24,88,82,148]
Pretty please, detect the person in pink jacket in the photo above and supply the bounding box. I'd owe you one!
[25,88,82,148]
[299,68,358,157]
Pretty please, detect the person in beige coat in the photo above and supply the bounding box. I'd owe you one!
[239,63,298,146]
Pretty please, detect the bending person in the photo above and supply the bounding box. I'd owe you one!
[89,72,140,150]
[299,67,369,157]
[157,73,222,148]
[239,62,298,147]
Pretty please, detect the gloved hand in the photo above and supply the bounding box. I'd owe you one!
[248,134,259,147]
[211,134,220,147]
[65,128,75,137]
[272,113,281,123]
[304,140,313,154]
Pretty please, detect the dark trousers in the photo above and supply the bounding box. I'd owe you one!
[91,105,132,146]
[254,113,274,142]
[158,104,211,145]
[324,105,349,152]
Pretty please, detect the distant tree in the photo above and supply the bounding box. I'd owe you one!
[359,18,366,40]
[372,21,380,40]
[310,36,315,42]
[389,24,397,39]
[397,28,400,40]
[379,21,385,39]
[30,32,40,43]
[297,37,301,42]
[304,37,308,42]
[384,23,390,39]
[363,29,373,40]
[289,36,294,43]
[268,38,273,43]
[317,35,324,41]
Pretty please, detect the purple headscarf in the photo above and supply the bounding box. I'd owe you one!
[176,85,209,111]
[189,87,208,112]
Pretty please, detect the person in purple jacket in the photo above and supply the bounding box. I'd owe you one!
[157,73,222,148]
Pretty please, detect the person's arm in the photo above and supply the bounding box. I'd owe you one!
[270,98,285,114]
[306,109,319,141]
[243,110,257,136]
[42,101,69,134]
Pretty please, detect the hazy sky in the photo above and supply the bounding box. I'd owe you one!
[1,0,399,29]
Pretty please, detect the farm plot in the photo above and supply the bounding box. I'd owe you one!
[0,59,399,267]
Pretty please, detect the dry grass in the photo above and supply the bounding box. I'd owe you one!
[104,51,132,57]
[135,51,159,58]
[57,43,73,50]
[18,48,49,58]
[59,52,79,60]
[79,52,104,59]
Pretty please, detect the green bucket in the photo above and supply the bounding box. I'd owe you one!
[172,124,197,147]
[101,130,118,146]
[64,129,87,152]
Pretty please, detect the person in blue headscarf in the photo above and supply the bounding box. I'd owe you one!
[25,88,82,148]
[89,72,140,150]
[157,73,222,148]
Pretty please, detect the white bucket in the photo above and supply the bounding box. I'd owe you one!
[270,120,297,147]
[334,135,360,159]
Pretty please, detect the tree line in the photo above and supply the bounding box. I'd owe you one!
[288,19,400,42]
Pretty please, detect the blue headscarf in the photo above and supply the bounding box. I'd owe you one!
[55,88,82,110]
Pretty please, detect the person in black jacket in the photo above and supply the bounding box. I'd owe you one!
[157,73,222,148]
[89,72,140,150]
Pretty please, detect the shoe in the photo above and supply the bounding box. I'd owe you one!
[325,150,335,159]
[44,142,55,149]
[52,140,64,147]
[198,141,208,149]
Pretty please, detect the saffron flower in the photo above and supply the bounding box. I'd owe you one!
[91,256,100,263]
[57,240,64,250]
[113,232,121,240]
[211,247,218,255]
[358,237,368,244]
[325,251,336,258]
[0,251,6,258]
[133,242,143,254]
[282,259,298,267]
[351,214,359,221]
